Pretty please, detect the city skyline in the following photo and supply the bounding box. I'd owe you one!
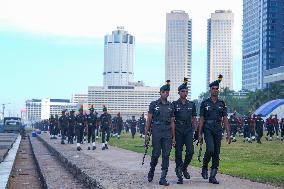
[0,0,243,116]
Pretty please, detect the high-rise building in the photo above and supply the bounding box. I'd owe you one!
[207,10,234,90]
[242,0,284,90]
[165,10,192,101]
[104,26,135,87]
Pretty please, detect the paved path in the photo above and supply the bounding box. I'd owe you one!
[38,133,281,189]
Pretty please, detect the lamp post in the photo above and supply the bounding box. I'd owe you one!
[1,103,11,119]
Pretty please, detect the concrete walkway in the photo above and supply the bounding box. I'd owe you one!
[38,133,281,189]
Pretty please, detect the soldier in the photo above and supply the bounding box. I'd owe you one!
[250,114,256,141]
[243,115,251,143]
[265,115,274,141]
[68,110,76,144]
[49,114,56,139]
[130,116,137,139]
[138,113,146,138]
[116,112,123,139]
[86,105,98,150]
[273,115,280,139]
[145,80,175,186]
[172,78,197,184]
[59,109,68,144]
[229,112,238,142]
[255,114,264,144]
[198,74,231,184]
[280,118,284,141]
[75,105,86,151]
[99,105,112,150]
[54,114,59,138]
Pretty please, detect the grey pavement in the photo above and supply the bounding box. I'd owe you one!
[38,133,281,189]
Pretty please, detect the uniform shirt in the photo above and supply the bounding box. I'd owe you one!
[148,98,174,125]
[129,119,137,129]
[100,113,111,127]
[255,118,264,128]
[138,116,146,128]
[76,114,86,126]
[229,116,238,125]
[266,118,274,126]
[68,115,76,127]
[86,113,97,126]
[49,118,56,127]
[243,117,250,126]
[199,98,227,122]
[173,98,196,126]
[59,115,68,127]
[116,116,123,127]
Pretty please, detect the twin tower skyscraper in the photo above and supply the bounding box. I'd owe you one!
[104,10,234,101]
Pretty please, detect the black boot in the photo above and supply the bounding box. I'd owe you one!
[148,157,158,182]
[209,169,219,184]
[175,166,183,184]
[159,169,169,186]
[201,167,208,179]
[183,167,190,180]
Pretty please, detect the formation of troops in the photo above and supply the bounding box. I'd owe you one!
[32,74,284,186]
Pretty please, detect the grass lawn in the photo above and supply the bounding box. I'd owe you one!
[108,132,284,187]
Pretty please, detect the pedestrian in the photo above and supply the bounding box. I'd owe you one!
[116,112,123,139]
[265,115,274,141]
[198,74,231,184]
[145,80,175,186]
[67,110,76,144]
[99,105,112,150]
[172,78,197,184]
[138,113,146,138]
[229,112,238,142]
[255,114,264,144]
[280,118,284,141]
[130,116,137,139]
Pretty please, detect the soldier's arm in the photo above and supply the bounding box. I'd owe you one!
[223,116,231,138]
[170,117,176,146]
[199,116,204,139]
[145,113,152,136]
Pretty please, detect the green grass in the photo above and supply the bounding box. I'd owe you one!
[109,132,284,187]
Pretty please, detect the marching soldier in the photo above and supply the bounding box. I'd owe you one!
[99,105,112,150]
[116,112,123,139]
[75,105,86,151]
[266,115,274,141]
[130,116,137,139]
[255,114,264,144]
[229,113,238,142]
[86,105,98,150]
[138,113,146,138]
[67,110,76,144]
[198,74,231,184]
[243,115,251,143]
[172,78,197,184]
[145,80,175,186]
[49,114,56,139]
[273,115,280,139]
[280,118,284,141]
[58,109,68,144]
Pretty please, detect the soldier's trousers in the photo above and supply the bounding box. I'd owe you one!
[101,126,110,143]
[49,126,54,136]
[281,128,284,138]
[68,126,75,143]
[267,126,274,137]
[175,126,194,169]
[151,125,172,170]
[203,128,222,169]
[61,127,67,142]
[231,124,237,137]
[243,125,250,139]
[87,126,96,143]
[274,126,279,136]
[256,127,263,142]
[131,128,136,138]
[76,125,84,144]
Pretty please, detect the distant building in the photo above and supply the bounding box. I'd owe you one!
[26,98,77,121]
[88,85,160,117]
[207,10,234,90]
[104,26,135,87]
[165,10,192,101]
[71,93,88,109]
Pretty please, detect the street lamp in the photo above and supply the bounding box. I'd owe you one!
[1,103,11,118]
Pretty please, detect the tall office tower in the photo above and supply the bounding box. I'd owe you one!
[104,26,135,87]
[207,10,234,90]
[165,10,192,101]
[243,0,284,90]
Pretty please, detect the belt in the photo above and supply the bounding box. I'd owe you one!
[77,123,83,126]
[176,120,191,125]
[153,121,170,125]
[88,123,94,126]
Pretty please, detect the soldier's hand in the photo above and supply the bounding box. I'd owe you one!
[172,137,176,147]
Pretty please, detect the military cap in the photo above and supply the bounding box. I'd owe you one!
[160,80,171,91]
[78,105,83,111]
[70,110,75,113]
[103,105,107,112]
[89,105,95,111]
[61,109,67,113]
[178,77,189,91]
[209,74,223,88]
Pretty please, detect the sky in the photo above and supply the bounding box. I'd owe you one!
[0,0,243,116]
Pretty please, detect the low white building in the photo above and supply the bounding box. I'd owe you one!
[88,86,160,118]
[26,98,78,121]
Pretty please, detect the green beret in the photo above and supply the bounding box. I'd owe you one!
[160,80,171,91]
[89,105,95,111]
[178,77,189,91]
[70,110,75,113]
[103,105,107,112]
[209,74,223,88]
